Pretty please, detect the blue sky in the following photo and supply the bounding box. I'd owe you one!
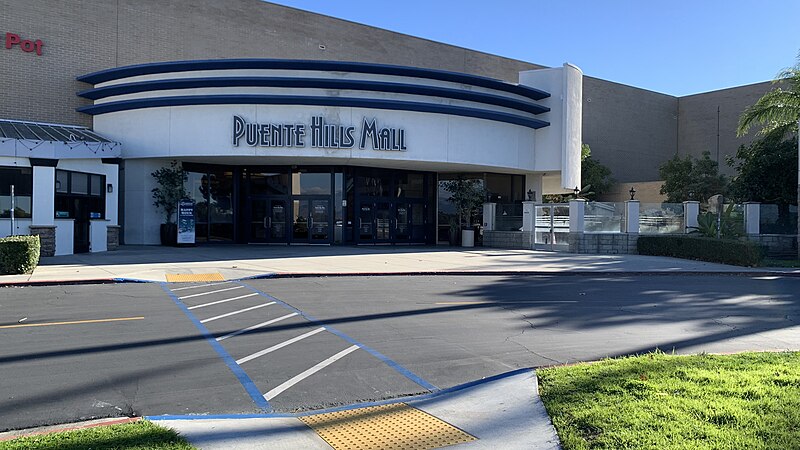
[270,1,800,96]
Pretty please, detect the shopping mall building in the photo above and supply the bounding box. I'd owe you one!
[0,0,772,255]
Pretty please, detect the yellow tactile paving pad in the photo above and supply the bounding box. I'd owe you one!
[299,403,476,450]
[165,273,225,282]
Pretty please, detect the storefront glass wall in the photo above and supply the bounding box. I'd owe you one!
[0,167,33,218]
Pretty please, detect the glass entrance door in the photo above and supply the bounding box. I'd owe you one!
[292,198,331,244]
[375,202,392,243]
[358,203,374,243]
[394,202,410,242]
[249,198,288,243]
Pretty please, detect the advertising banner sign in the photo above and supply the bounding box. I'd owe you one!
[177,198,195,245]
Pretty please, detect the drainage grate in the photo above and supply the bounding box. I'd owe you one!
[165,273,225,283]
[300,403,476,450]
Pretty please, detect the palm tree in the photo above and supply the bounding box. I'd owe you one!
[737,52,800,258]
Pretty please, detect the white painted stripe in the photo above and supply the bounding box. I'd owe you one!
[199,302,275,324]
[178,286,244,300]
[216,313,299,341]
[171,281,232,292]
[236,327,326,364]
[263,345,360,401]
[179,286,244,300]
[188,293,259,310]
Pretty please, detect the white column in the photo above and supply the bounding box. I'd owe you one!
[683,201,699,233]
[482,203,496,231]
[569,199,585,233]
[31,166,55,226]
[743,202,760,235]
[103,163,119,226]
[625,200,640,234]
[522,201,536,232]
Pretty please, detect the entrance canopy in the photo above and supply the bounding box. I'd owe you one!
[0,119,121,160]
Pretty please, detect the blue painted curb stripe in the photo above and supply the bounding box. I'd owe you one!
[238,281,439,392]
[158,283,271,412]
[145,367,535,421]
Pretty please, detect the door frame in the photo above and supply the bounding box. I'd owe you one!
[247,196,289,244]
[290,196,333,244]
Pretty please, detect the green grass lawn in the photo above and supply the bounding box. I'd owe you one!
[0,420,195,450]
[538,352,800,450]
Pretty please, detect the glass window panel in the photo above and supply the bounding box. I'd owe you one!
[185,171,208,242]
[55,170,69,193]
[90,174,103,196]
[486,173,512,203]
[293,171,331,195]
[208,171,234,242]
[397,173,424,198]
[0,195,32,218]
[0,168,33,196]
[250,172,288,195]
[71,172,88,194]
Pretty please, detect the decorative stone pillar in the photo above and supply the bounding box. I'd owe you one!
[569,199,585,233]
[743,202,760,235]
[625,200,640,234]
[522,201,536,232]
[683,201,700,233]
[107,225,121,251]
[482,203,496,231]
[29,225,55,257]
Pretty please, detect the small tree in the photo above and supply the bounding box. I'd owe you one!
[442,176,487,229]
[151,161,187,224]
[581,144,614,200]
[659,151,728,203]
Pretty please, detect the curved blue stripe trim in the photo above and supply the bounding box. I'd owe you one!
[77,77,550,115]
[77,94,549,129]
[159,283,272,412]
[76,59,550,101]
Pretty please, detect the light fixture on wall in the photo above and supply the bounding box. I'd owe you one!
[629,186,637,200]
[55,179,61,190]
[573,186,580,197]
[107,183,113,193]
[527,189,536,201]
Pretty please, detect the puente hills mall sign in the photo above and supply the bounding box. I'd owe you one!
[232,115,408,151]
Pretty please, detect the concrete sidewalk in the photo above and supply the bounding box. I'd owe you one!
[153,369,559,450]
[1,244,792,285]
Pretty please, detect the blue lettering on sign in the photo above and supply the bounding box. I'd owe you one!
[233,115,406,151]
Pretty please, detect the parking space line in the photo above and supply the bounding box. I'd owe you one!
[199,302,276,324]
[216,312,299,342]
[159,283,270,411]
[171,281,232,292]
[236,327,326,364]
[263,345,360,401]
[188,293,259,310]
[179,286,244,300]
[0,316,143,329]
[239,282,439,392]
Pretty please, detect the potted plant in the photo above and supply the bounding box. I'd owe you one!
[442,176,487,248]
[151,161,187,246]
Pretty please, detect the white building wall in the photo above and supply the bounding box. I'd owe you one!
[31,166,55,226]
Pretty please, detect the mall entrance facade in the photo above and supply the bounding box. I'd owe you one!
[182,164,437,246]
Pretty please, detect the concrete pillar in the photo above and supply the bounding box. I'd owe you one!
[744,202,760,235]
[31,166,55,226]
[482,203,496,231]
[522,201,536,232]
[683,201,700,233]
[625,200,640,234]
[102,163,119,226]
[569,199,585,233]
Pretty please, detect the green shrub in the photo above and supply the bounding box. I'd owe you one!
[637,235,764,267]
[0,235,41,274]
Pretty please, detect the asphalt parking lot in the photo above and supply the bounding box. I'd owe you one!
[1,274,799,431]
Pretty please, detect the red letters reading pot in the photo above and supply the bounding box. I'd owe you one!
[5,33,43,56]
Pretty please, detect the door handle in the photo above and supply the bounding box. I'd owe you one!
[263,217,267,229]
[268,217,272,229]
